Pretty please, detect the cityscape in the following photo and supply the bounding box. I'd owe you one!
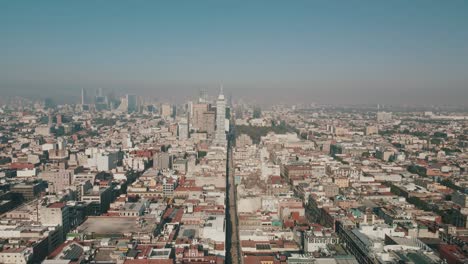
[1,1,468,264]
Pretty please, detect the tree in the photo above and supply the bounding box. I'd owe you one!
[433,132,447,139]
[430,138,442,145]
[407,165,427,177]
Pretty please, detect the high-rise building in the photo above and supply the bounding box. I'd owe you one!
[40,170,73,194]
[48,109,53,128]
[161,104,172,118]
[202,110,216,138]
[126,94,137,113]
[192,103,209,130]
[116,96,128,113]
[81,88,86,105]
[187,101,194,118]
[40,203,70,239]
[178,121,189,140]
[213,86,227,146]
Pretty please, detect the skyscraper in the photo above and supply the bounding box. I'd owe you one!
[192,103,208,130]
[160,104,172,118]
[213,86,227,146]
[81,88,86,105]
[126,94,137,113]
[178,121,189,140]
[48,109,53,128]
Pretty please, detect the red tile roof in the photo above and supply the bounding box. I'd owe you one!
[48,202,66,209]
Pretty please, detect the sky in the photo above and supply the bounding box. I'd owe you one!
[1,0,467,105]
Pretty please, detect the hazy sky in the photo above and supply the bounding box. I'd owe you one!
[1,1,467,105]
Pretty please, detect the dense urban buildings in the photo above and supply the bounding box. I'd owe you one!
[0,93,467,264]
[1,2,467,263]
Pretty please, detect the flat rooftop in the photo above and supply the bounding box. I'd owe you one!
[76,216,156,235]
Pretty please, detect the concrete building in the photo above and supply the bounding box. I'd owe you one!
[40,170,74,193]
[192,103,209,131]
[11,181,47,201]
[201,110,216,138]
[163,180,176,198]
[127,94,137,113]
[79,183,113,215]
[178,121,189,140]
[40,202,70,238]
[161,103,172,118]
[153,152,173,170]
[213,86,227,146]
[377,111,392,122]
[0,247,33,264]
[87,151,119,172]
[304,229,340,252]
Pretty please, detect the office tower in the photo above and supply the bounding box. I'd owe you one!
[213,86,227,146]
[40,170,73,194]
[81,88,86,105]
[172,105,177,118]
[187,101,194,118]
[40,203,71,238]
[202,110,216,138]
[178,121,189,140]
[161,104,172,118]
[116,96,128,113]
[48,109,53,128]
[186,112,191,137]
[126,94,137,113]
[228,92,233,107]
[192,103,209,130]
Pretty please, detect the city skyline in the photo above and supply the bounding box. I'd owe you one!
[1,1,468,105]
[1,2,468,263]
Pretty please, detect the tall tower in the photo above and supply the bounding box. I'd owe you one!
[48,109,53,128]
[213,85,227,146]
[81,88,86,105]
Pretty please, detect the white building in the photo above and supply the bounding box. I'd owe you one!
[213,86,227,147]
[178,121,189,140]
[377,111,392,122]
[0,247,33,264]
